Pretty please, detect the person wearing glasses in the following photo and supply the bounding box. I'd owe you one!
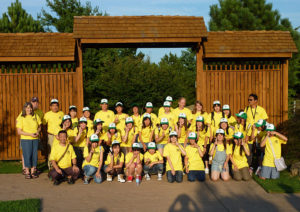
[244,94,268,127]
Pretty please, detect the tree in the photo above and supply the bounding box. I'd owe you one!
[0,0,44,32]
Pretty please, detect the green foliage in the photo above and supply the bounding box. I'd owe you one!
[0,0,44,32]
[0,199,40,212]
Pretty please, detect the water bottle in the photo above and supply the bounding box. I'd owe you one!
[136,177,140,186]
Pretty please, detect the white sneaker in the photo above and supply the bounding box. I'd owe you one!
[107,174,112,182]
[145,174,150,181]
[158,173,162,181]
[205,168,209,174]
[255,166,261,176]
[118,174,125,183]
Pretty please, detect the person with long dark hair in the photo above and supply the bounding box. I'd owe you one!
[139,113,154,151]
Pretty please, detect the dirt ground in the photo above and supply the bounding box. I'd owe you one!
[0,174,300,212]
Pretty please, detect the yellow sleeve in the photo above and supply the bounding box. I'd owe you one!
[157,152,163,160]
[226,144,233,155]
[279,138,287,145]
[83,146,89,158]
[154,128,159,136]
[70,145,76,160]
[120,153,125,163]
[163,145,169,157]
[140,153,144,161]
[16,117,23,129]
[125,153,132,164]
[261,107,268,120]
[49,145,57,161]
[144,152,149,161]
[43,112,48,125]
[36,115,42,125]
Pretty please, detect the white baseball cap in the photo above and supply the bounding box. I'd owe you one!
[213,100,221,105]
[220,118,228,123]
[115,102,123,107]
[132,142,142,149]
[165,96,173,102]
[108,123,116,129]
[125,117,134,124]
[188,132,197,139]
[160,117,169,125]
[50,98,59,104]
[222,104,230,110]
[62,115,71,121]
[178,113,187,119]
[163,101,171,107]
[90,134,99,142]
[216,129,225,134]
[147,142,156,149]
[169,131,178,137]
[112,140,120,145]
[196,116,204,122]
[143,113,151,119]
[82,107,90,112]
[101,99,108,104]
[79,117,87,123]
[145,102,153,108]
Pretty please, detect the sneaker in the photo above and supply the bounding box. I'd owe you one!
[83,176,89,184]
[107,174,113,182]
[127,176,133,182]
[205,168,209,174]
[158,173,162,181]
[255,166,261,176]
[118,174,126,183]
[67,178,74,185]
[145,174,150,181]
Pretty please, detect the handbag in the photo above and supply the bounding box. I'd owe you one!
[268,137,287,171]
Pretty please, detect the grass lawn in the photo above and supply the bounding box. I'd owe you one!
[0,161,47,174]
[253,170,300,193]
[0,199,40,212]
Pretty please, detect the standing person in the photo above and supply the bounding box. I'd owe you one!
[121,117,138,155]
[175,113,189,146]
[114,102,128,131]
[191,101,209,128]
[94,98,115,131]
[82,134,104,184]
[244,94,268,126]
[82,107,94,131]
[158,96,174,117]
[143,142,164,181]
[230,132,251,181]
[141,102,158,127]
[163,131,186,183]
[130,103,141,128]
[185,132,206,182]
[16,102,42,179]
[125,143,144,184]
[222,104,236,128]
[208,100,223,135]
[158,101,176,130]
[260,124,288,180]
[49,130,79,185]
[210,129,231,181]
[155,118,171,156]
[68,105,78,129]
[139,113,154,151]
[104,140,125,183]
[43,99,64,169]
[173,97,192,124]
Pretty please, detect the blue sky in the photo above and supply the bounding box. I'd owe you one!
[1,0,299,63]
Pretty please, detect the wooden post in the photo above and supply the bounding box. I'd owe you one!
[282,59,289,121]
[196,42,205,103]
[76,39,84,116]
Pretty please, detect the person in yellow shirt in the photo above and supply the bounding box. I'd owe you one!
[104,140,125,183]
[104,123,121,146]
[208,100,222,134]
[175,113,189,145]
[130,103,141,128]
[155,117,172,156]
[184,132,205,182]
[43,98,64,169]
[260,124,288,180]
[230,132,251,181]
[125,143,144,184]
[87,119,106,145]
[244,93,268,126]
[52,115,76,147]
[139,113,154,151]
[68,105,78,129]
[82,107,94,131]
[141,102,158,127]
[82,134,104,184]
[209,129,231,181]
[158,101,176,130]
[121,117,138,155]
[49,130,79,185]
[173,97,192,124]
[16,102,42,179]
[163,131,186,183]
[191,101,209,127]
[114,102,128,131]
[222,104,236,128]
[94,98,115,131]
[144,142,164,181]
[218,118,234,142]
[158,96,174,117]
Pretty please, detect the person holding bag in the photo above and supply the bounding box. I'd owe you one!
[260,124,288,180]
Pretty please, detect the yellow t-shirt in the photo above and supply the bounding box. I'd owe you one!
[105,152,125,165]
[125,152,144,164]
[141,113,158,127]
[53,128,76,147]
[73,128,88,147]
[226,116,237,127]
[228,144,249,169]
[87,119,93,131]
[244,105,268,126]
[163,143,184,171]
[49,143,76,169]
[103,131,121,146]
[158,112,176,130]
[120,127,138,147]
[16,115,41,140]
[190,127,211,146]
[262,136,287,167]
[213,128,234,141]
[207,112,222,129]
[144,151,163,163]
[155,127,171,144]
[234,123,252,143]
[173,107,192,123]
[178,126,188,144]
[71,117,78,129]
[17,109,44,122]
[94,110,115,129]
[185,145,205,171]
[87,129,106,143]
[158,107,174,117]
[247,128,267,144]
[209,143,232,159]
[191,112,209,128]
[115,113,128,130]
[43,111,64,134]
[131,114,141,128]
[82,145,103,168]
[139,126,154,143]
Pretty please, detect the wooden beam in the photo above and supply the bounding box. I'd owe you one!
[80,38,203,44]
[204,52,292,58]
[196,43,204,102]
[282,60,289,121]
[76,40,84,116]
[0,57,75,62]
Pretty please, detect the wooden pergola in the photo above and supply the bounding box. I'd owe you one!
[0,16,297,160]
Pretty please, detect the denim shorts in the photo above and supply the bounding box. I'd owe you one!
[156,144,165,149]
[261,166,280,179]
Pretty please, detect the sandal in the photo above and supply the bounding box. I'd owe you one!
[22,169,26,175]
[25,173,31,179]
[31,172,39,179]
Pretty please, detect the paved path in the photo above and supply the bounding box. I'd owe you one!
[0,174,299,212]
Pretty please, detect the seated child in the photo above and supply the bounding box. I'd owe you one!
[143,142,164,181]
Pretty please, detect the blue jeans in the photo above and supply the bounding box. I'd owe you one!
[166,170,183,183]
[144,163,164,175]
[187,171,205,182]
[83,165,102,183]
[21,139,39,168]
[261,166,280,179]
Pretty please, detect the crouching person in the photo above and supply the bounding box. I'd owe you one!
[125,143,143,184]
[82,134,104,184]
[144,142,164,181]
[49,130,79,185]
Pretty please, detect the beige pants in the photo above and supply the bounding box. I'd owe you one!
[47,134,55,170]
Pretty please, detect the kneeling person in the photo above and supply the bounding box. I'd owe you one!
[49,130,79,185]
[144,142,164,181]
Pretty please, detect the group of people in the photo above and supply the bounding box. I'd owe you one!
[16,94,288,185]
